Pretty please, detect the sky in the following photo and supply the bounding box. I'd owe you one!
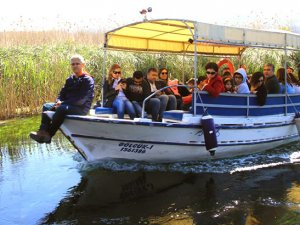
[1,0,300,32]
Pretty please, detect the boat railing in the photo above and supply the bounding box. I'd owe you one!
[141,84,192,118]
[194,91,300,117]
[141,86,300,118]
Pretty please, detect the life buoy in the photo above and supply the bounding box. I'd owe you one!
[217,58,235,75]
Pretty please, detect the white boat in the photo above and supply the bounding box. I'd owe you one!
[47,19,300,163]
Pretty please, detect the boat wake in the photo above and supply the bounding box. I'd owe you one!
[75,141,300,174]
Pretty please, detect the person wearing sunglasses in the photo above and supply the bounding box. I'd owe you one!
[158,68,181,109]
[199,62,224,97]
[103,64,136,119]
[30,54,95,143]
[233,68,250,94]
[250,72,267,106]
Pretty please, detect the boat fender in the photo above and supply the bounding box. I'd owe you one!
[201,115,218,156]
[294,112,300,137]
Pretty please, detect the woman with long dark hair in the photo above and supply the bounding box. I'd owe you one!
[250,72,267,106]
[276,68,295,94]
[158,68,181,109]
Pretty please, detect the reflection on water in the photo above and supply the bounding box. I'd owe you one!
[0,117,81,225]
[286,182,300,212]
[0,117,300,225]
[40,166,300,225]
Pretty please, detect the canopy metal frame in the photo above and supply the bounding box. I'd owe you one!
[101,19,300,114]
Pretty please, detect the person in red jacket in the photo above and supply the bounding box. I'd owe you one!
[199,62,224,97]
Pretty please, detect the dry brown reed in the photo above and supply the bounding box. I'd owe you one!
[0,30,104,47]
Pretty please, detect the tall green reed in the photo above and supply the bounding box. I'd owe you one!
[0,41,295,120]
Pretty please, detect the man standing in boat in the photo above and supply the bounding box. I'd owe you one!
[263,63,280,94]
[29,55,94,143]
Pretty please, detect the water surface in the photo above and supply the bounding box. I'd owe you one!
[0,117,299,225]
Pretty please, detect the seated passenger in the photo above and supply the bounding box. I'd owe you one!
[103,64,135,119]
[233,68,250,94]
[221,66,232,77]
[29,54,94,143]
[143,68,176,121]
[263,63,280,94]
[126,71,147,118]
[222,71,233,79]
[185,77,198,92]
[276,68,295,94]
[199,62,224,97]
[287,66,295,79]
[158,68,182,109]
[297,63,300,81]
[182,78,195,110]
[182,76,206,110]
[287,67,300,93]
[223,77,236,93]
[250,72,267,106]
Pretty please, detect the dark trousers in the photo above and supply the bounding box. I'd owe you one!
[40,102,86,136]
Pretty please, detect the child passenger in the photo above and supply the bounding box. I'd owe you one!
[233,68,250,94]
[223,77,236,93]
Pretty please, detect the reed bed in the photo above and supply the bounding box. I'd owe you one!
[0,31,298,120]
[0,30,104,47]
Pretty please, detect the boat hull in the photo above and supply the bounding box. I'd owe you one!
[56,114,299,163]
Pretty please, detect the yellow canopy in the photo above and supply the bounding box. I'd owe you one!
[105,19,300,55]
[104,19,246,56]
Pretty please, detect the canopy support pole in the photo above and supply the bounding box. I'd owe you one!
[101,43,107,107]
[182,42,193,82]
[193,35,198,116]
[284,34,288,116]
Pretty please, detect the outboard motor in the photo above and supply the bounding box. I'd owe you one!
[201,112,218,156]
[294,112,300,136]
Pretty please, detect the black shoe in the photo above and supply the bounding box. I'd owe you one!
[29,131,51,144]
[29,132,45,143]
[152,117,162,122]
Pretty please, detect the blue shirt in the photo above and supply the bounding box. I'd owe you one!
[279,83,295,94]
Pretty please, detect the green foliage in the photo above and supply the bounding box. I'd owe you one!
[0,43,297,119]
[0,116,73,161]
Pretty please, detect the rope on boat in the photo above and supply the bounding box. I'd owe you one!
[195,90,207,114]
[287,94,299,115]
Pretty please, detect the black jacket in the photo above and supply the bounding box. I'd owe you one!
[142,79,165,97]
[265,75,280,94]
[57,74,94,114]
[126,78,146,102]
[255,84,267,106]
[103,79,118,107]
